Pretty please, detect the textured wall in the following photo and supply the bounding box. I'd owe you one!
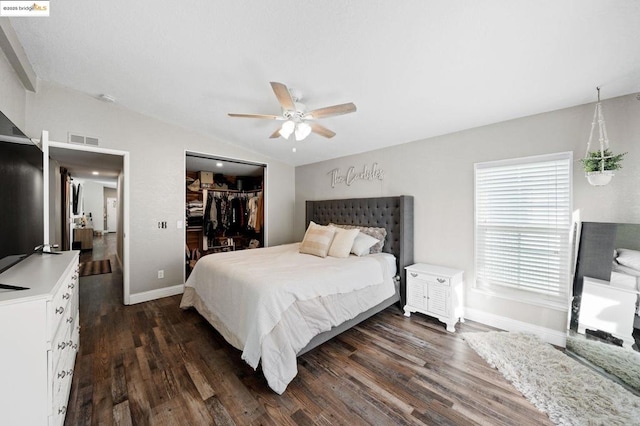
[22,81,296,297]
[295,93,640,334]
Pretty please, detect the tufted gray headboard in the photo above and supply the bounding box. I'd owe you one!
[305,196,414,306]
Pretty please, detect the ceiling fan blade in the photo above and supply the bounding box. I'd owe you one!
[306,102,357,119]
[310,122,336,139]
[269,128,282,139]
[228,113,283,120]
[270,82,296,111]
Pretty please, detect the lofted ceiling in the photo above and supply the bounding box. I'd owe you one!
[9,0,640,167]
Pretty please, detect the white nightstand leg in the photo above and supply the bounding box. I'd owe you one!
[403,306,411,317]
[446,323,456,333]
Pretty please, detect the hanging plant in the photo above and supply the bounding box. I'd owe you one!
[581,87,626,186]
[580,149,626,173]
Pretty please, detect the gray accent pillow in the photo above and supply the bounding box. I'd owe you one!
[329,223,386,254]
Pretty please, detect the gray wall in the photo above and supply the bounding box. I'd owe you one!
[1,76,296,297]
[295,93,640,334]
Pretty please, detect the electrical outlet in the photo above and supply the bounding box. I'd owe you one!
[157,270,164,279]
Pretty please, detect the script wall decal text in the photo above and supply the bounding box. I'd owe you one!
[328,163,384,188]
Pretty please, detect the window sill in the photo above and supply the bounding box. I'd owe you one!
[471,286,570,312]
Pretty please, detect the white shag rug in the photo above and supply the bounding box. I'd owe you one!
[566,334,640,391]
[463,331,640,426]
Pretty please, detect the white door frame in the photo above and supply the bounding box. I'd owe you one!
[45,137,132,304]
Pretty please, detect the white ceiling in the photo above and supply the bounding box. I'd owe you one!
[10,1,640,167]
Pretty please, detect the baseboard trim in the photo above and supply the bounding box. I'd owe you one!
[129,284,185,305]
[465,307,567,347]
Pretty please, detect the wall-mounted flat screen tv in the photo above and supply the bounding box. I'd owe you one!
[0,111,44,278]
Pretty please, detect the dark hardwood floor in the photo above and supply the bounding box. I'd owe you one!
[66,234,552,425]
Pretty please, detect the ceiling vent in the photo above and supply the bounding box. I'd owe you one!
[68,132,100,146]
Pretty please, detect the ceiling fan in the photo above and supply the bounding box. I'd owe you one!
[228,82,357,141]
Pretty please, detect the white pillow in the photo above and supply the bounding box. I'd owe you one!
[616,248,640,271]
[328,228,360,258]
[350,232,380,256]
[299,221,336,258]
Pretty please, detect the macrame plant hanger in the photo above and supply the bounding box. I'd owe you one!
[584,87,613,186]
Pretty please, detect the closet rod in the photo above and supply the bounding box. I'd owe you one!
[204,188,262,193]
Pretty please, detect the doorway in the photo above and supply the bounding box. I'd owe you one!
[46,139,131,304]
[185,151,266,279]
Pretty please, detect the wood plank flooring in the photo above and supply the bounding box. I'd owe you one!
[66,235,552,425]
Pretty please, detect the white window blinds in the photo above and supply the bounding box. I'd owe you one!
[475,153,572,299]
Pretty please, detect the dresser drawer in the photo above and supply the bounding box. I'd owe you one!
[407,270,451,286]
[52,323,73,373]
[48,268,78,339]
[52,332,77,415]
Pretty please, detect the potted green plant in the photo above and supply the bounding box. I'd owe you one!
[580,149,626,186]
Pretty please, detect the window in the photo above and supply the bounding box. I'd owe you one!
[475,152,572,301]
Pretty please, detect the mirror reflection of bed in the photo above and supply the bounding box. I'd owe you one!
[568,222,640,395]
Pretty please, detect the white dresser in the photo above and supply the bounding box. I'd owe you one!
[0,251,80,426]
[404,263,464,332]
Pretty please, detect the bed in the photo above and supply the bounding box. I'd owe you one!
[180,196,414,393]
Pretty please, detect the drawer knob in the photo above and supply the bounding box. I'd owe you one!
[55,306,64,315]
[437,278,446,283]
[66,316,74,324]
[58,368,73,379]
[410,272,418,277]
[58,406,67,415]
[68,283,75,289]
[58,341,67,350]
[63,293,71,300]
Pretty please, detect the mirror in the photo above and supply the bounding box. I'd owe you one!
[568,222,640,394]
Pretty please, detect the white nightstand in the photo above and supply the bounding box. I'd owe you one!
[404,263,464,332]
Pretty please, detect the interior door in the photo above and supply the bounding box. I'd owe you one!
[106,197,117,232]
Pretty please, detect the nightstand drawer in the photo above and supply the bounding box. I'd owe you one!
[407,270,450,286]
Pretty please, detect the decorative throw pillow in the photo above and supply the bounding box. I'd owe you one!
[350,232,380,256]
[328,228,360,258]
[615,248,640,271]
[330,223,387,254]
[299,221,336,258]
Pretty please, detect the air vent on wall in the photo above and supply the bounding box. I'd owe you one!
[68,132,100,146]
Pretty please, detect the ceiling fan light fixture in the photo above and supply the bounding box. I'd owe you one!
[295,122,312,141]
[228,82,356,140]
[279,120,295,139]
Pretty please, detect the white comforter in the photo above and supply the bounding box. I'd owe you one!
[180,243,396,393]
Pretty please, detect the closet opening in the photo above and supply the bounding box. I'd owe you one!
[185,151,266,279]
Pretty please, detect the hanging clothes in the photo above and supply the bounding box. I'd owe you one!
[199,190,263,250]
[255,191,264,232]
